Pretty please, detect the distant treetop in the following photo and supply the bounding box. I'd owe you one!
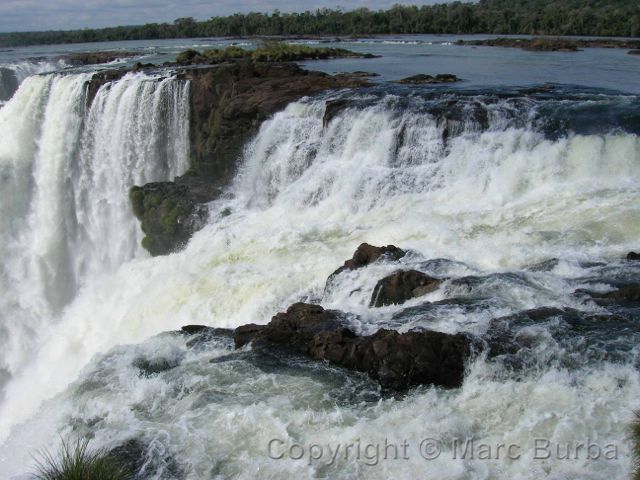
[1,0,638,47]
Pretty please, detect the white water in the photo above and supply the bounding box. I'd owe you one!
[0,72,190,440]
[0,92,639,479]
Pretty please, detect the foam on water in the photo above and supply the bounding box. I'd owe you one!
[0,90,639,478]
[0,71,190,440]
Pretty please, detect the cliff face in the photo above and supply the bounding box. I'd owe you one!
[130,61,368,256]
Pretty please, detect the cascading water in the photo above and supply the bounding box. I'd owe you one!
[0,59,69,105]
[0,71,190,443]
[0,85,639,479]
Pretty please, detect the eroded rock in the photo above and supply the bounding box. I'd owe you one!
[328,243,406,280]
[370,270,442,307]
[232,302,471,390]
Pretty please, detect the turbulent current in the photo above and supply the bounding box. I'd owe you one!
[0,68,639,479]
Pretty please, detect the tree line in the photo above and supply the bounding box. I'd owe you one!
[1,0,639,48]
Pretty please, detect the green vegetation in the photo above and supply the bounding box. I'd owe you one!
[1,0,639,47]
[175,42,369,65]
[632,412,640,480]
[33,438,130,480]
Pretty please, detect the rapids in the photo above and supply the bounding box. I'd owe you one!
[0,66,639,479]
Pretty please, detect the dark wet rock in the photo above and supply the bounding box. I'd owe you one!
[106,439,148,477]
[309,327,471,390]
[393,73,459,85]
[336,71,379,78]
[131,62,367,256]
[64,51,138,66]
[0,67,18,102]
[525,258,560,272]
[133,357,179,376]
[627,252,640,261]
[183,62,367,183]
[436,99,489,142]
[370,270,442,307]
[575,284,640,304]
[328,243,406,281]
[323,99,350,128]
[233,302,471,390]
[86,69,128,106]
[234,303,342,351]
[181,325,214,335]
[129,181,209,256]
[234,323,268,349]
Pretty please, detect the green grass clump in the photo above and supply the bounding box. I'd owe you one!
[33,438,129,480]
[632,412,640,480]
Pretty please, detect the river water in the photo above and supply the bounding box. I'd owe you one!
[0,35,638,479]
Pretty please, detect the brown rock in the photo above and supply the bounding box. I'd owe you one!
[232,303,472,390]
[328,243,406,281]
[370,270,442,307]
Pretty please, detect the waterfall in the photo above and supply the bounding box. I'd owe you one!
[0,83,638,479]
[0,72,190,412]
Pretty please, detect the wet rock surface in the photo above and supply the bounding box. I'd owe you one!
[393,73,460,85]
[232,302,471,390]
[370,269,443,307]
[328,243,406,280]
[131,61,368,255]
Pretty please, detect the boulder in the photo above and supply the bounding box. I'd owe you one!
[328,243,406,280]
[232,302,471,390]
[309,328,470,390]
[234,303,342,351]
[370,270,442,307]
[627,251,640,261]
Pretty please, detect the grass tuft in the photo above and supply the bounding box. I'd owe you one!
[33,438,129,480]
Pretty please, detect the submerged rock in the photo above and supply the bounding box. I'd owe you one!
[233,302,471,390]
[575,284,640,304]
[370,269,443,307]
[393,74,459,85]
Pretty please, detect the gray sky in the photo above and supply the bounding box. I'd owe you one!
[0,0,455,33]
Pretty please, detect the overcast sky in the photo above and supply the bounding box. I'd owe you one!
[0,0,456,33]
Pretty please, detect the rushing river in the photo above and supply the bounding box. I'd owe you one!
[0,35,639,479]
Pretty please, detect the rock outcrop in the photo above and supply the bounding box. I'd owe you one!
[328,243,406,279]
[456,37,640,51]
[627,251,640,261]
[393,74,459,85]
[233,302,471,390]
[0,67,18,102]
[370,270,443,307]
[132,61,368,255]
[64,51,138,66]
[575,285,640,304]
[129,181,209,256]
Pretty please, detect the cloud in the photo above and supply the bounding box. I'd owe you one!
[0,0,452,32]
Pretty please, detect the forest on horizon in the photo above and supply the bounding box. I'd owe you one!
[1,0,639,47]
